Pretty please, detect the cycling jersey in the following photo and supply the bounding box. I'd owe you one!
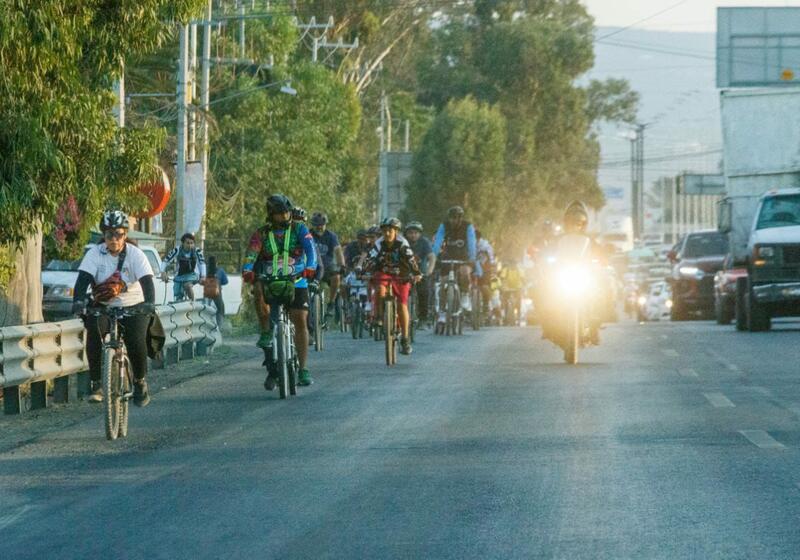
[162,247,206,277]
[312,229,340,271]
[344,241,370,270]
[243,221,317,289]
[364,236,420,277]
[432,221,477,261]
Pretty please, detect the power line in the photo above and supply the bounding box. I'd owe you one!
[594,0,691,42]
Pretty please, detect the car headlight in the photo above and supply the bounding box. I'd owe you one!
[638,295,647,306]
[757,246,775,258]
[679,266,702,278]
[48,285,74,298]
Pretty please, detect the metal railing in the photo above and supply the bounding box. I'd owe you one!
[0,303,222,415]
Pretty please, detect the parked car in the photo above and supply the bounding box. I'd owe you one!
[42,244,243,321]
[668,231,729,320]
[713,255,747,325]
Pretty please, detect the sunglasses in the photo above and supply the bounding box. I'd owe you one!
[104,230,126,240]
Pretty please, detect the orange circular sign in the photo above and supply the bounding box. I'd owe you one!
[135,167,171,218]
[781,68,795,81]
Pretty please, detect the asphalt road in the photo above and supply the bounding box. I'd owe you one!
[2,318,800,559]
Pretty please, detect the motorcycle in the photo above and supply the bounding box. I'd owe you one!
[540,234,599,364]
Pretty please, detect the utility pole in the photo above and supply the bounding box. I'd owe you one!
[629,124,646,242]
[113,62,125,128]
[404,119,410,152]
[198,0,212,249]
[176,23,189,246]
[385,94,392,152]
[239,0,246,57]
[188,23,198,161]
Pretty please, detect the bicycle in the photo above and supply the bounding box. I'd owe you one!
[308,280,326,352]
[469,278,482,331]
[375,275,415,366]
[259,273,300,399]
[435,260,468,336]
[345,272,369,340]
[85,304,151,440]
[163,273,197,303]
[408,282,419,344]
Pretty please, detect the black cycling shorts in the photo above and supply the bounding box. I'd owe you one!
[290,287,310,311]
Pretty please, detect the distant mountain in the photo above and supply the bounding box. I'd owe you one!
[587,28,722,214]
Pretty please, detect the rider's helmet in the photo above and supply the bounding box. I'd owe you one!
[563,201,589,234]
[447,206,465,221]
[367,225,381,237]
[310,212,328,227]
[99,209,129,231]
[405,221,423,233]
[266,194,293,216]
[356,228,369,239]
[380,217,402,231]
[292,206,308,222]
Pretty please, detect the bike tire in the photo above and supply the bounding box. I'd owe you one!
[338,296,346,333]
[384,298,394,365]
[446,285,457,336]
[351,300,360,340]
[319,291,326,350]
[118,355,132,438]
[102,347,121,440]
[408,288,416,344]
[471,287,481,331]
[312,293,322,352]
[278,322,289,399]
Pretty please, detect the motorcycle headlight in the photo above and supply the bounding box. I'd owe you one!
[665,299,673,309]
[49,285,74,298]
[638,295,647,306]
[557,265,591,296]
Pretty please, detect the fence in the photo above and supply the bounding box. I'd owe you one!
[0,302,222,415]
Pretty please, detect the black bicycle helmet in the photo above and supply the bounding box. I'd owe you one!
[448,206,465,219]
[381,217,402,230]
[292,206,308,222]
[310,212,328,226]
[367,225,381,236]
[266,194,293,215]
[356,229,369,239]
[405,221,423,233]
[99,209,129,231]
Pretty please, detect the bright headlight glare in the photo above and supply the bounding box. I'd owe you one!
[665,299,673,308]
[557,265,591,295]
[638,295,647,306]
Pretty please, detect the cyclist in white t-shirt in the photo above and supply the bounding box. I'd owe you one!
[72,210,156,406]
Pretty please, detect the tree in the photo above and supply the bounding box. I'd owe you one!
[405,97,506,233]
[0,0,205,325]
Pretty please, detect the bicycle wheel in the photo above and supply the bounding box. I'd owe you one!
[288,325,298,396]
[312,293,322,352]
[318,291,326,350]
[338,295,347,333]
[446,285,458,336]
[471,287,481,331]
[408,287,417,344]
[118,355,132,438]
[564,310,580,365]
[101,347,121,440]
[384,298,395,365]
[278,321,289,399]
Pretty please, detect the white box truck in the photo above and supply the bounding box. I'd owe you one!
[719,88,800,330]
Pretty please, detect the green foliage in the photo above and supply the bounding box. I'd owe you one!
[406,97,507,234]
[0,0,204,270]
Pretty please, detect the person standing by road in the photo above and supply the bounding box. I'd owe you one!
[204,255,229,329]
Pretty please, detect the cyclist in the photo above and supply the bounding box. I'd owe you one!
[242,194,317,388]
[361,217,421,355]
[310,212,344,319]
[161,232,206,301]
[344,229,371,273]
[432,206,477,311]
[293,207,325,281]
[475,228,496,317]
[404,221,436,324]
[71,210,155,406]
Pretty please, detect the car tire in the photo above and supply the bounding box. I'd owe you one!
[734,278,747,331]
[746,287,771,332]
[670,297,687,321]
[714,294,733,325]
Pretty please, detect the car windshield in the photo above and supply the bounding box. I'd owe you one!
[683,234,728,258]
[44,259,81,271]
[756,194,800,230]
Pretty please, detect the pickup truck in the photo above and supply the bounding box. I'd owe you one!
[42,244,243,321]
[732,189,800,331]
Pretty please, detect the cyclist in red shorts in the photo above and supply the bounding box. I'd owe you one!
[361,217,422,355]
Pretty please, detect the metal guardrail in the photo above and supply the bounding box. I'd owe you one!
[0,303,222,415]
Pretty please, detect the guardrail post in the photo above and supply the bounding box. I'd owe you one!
[30,380,47,410]
[53,375,71,403]
[77,372,91,398]
[3,386,22,415]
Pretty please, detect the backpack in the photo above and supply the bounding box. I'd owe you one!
[92,246,127,303]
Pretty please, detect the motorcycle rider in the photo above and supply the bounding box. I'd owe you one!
[72,210,156,406]
[161,232,206,301]
[432,206,477,312]
[242,194,318,388]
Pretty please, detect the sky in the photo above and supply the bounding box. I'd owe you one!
[583,0,800,33]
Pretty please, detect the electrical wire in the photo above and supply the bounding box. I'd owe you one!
[594,0,691,42]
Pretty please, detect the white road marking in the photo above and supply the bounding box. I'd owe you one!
[0,505,33,531]
[704,393,735,408]
[678,367,698,378]
[662,349,679,358]
[739,430,786,449]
